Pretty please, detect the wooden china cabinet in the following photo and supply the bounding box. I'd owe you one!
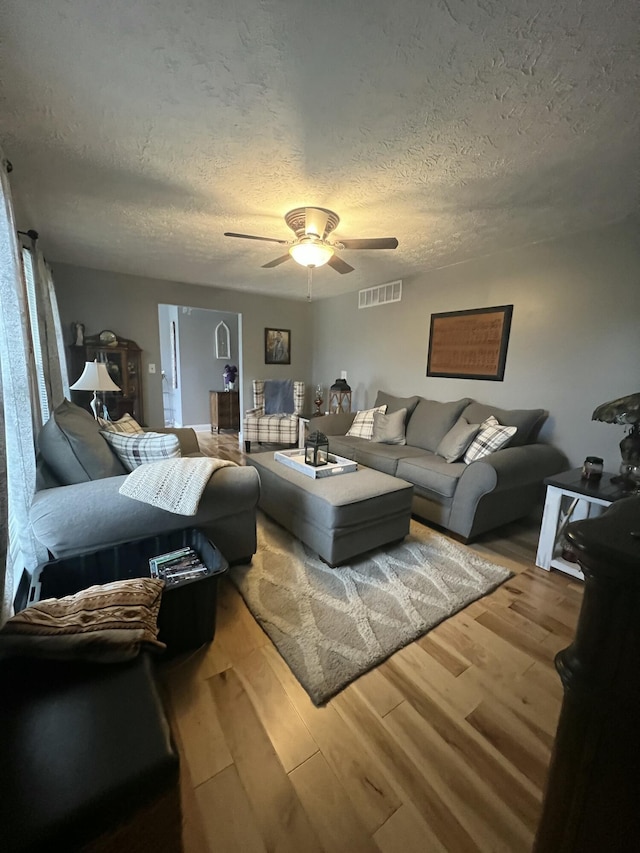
[69,335,144,424]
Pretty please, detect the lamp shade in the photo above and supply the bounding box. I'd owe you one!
[289,238,334,268]
[70,360,121,392]
[592,393,640,425]
[592,392,640,486]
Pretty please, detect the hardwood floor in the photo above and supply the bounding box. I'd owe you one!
[157,431,582,853]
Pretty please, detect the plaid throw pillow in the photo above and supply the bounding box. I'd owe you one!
[98,413,144,434]
[463,416,517,463]
[100,430,181,472]
[346,405,387,440]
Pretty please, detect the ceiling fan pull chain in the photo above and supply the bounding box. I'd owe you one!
[307,267,313,301]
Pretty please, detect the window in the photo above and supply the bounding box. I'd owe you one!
[21,246,49,424]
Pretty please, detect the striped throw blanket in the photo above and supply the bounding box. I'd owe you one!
[119,457,237,515]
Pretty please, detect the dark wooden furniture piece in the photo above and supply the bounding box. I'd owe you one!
[210,389,239,433]
[69,336,144,423]
[0,654,181,852]
[534,495,640,852]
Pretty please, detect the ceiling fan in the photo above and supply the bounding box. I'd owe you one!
[224,206,398,275]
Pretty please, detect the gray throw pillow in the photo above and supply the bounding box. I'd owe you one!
[371,408,407,445]
[38,399,126,485]
[436,416,480,463]
[461,403,546,447]
[405,398,472,452]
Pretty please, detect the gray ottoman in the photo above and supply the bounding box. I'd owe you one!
[248,452,414,566]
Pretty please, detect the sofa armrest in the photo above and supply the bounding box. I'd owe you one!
[448,443,568,538]
[466,443,567,490]
[308,412,356,435]
[30,466,261,561]
[244,406,264,417]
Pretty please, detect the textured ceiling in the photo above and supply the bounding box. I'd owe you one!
[1,0,638,300]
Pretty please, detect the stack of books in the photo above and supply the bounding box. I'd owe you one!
[149,547,209,586]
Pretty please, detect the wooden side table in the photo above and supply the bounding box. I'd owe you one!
[535,469,630,580]
[209,390,239,433]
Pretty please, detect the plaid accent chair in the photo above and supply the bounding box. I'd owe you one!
[243,380,305,453]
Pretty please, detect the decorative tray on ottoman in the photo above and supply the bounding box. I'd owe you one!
[274,448,357,479]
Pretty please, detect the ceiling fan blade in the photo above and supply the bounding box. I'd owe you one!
[224,232,289,245]
[338,237,399,250]
[261,254,292,269]
[327,254,355,274]
[304,207,330,239]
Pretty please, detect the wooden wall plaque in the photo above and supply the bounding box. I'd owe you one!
[426,305,513,381]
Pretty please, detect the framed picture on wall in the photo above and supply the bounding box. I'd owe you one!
[264,328,291,364]
[426,304,513,381]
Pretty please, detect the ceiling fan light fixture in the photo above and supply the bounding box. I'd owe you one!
[289,238,334,268]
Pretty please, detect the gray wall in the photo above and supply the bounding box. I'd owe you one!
[311,215,640,471]
[53,264,313,427]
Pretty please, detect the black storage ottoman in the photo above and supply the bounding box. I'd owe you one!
[17,528,228,655]
[0,653,181,852]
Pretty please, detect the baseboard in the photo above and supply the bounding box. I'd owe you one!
[185,423,211,432]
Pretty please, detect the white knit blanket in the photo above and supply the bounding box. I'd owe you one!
[118,457,238,516]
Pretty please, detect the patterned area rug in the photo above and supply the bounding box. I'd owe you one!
[230,514,513,706]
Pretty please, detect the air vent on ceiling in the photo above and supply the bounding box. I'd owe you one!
[358,280,402,309]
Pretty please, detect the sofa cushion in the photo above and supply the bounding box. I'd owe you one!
[100,431,181,472]
[374,391,421,426]
[436,416,480,463]
[326,435,425,476]
[356,443,428,476]
[461,402,546,447]
[405,398,471,452]
[396,454,466,499]
[346,405,387,440]
[38,399,127,485]
[323,434,358,461]
[371,408,407,445]
[463,416,517,463]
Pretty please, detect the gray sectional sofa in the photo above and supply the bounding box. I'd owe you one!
[29,400,260,565]
[312,391,567,541]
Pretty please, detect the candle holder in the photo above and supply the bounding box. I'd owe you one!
[314,385,324,416]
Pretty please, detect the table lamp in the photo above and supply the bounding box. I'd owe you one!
[70,359,121,418]
[592,392,640,486]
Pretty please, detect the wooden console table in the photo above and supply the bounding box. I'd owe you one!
[209,390,239,433]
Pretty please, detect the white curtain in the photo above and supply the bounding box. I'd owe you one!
[0,372,7,624]
[20,231,70,418]
[0,153,48,622]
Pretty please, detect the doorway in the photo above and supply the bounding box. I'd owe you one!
[158,304,242,429]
